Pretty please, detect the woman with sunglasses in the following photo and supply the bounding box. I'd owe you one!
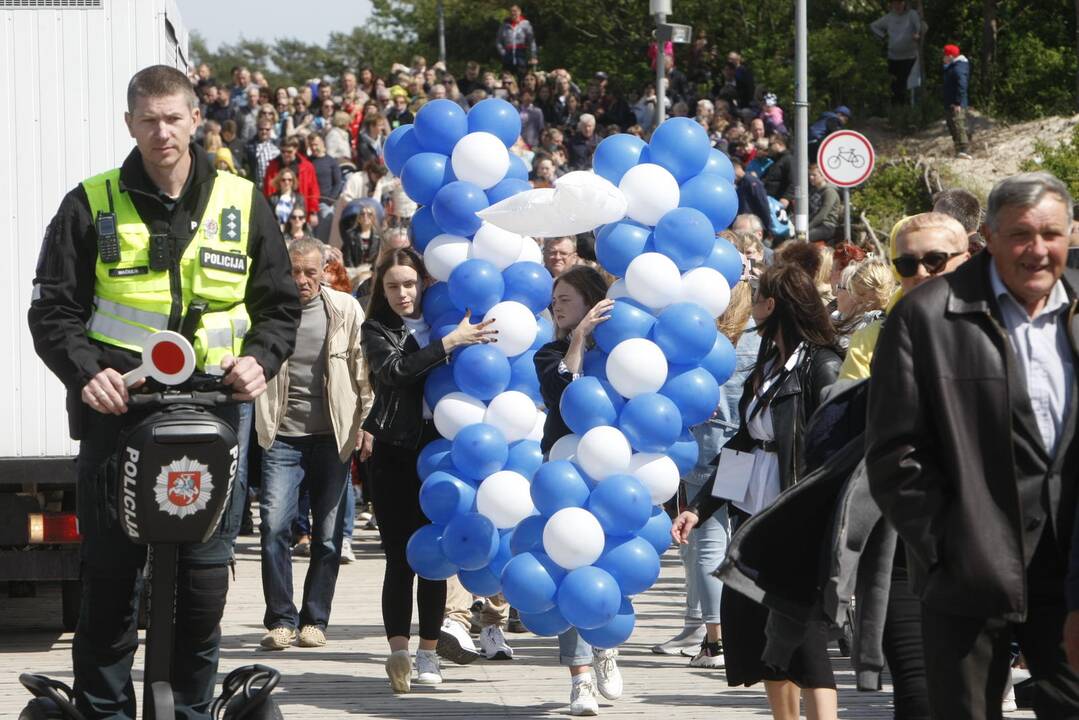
[341,204,382,267]
[270,170,306,229]
[672,262,843,720]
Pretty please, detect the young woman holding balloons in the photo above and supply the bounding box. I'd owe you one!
[671,262,842,720]
[532,265,625,716]
[360,247,497,693]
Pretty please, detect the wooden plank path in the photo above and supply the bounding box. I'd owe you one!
[1,523,1035,718]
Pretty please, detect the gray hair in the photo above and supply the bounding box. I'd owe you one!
[288,237,327,261]
[733,213,764,235]
[986,172,1073,231]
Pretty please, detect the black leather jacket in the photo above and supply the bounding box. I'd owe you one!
[360,314,448,448]
[688,342,842,521]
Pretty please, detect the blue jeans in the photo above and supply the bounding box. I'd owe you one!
[684,478,729,625]
[340,473,356,541]
[559,628,594,666]
[259,434,348,630]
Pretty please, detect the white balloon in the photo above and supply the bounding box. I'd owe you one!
[432,392,487,440]
[470,222,525,270]
[626,252,683,310]
[450,131,511,189]
[484,391,538,443]
[681,267,731,318]
[618,163,679,226]
[484,300,538,357]
[606,338,668,399]
[606,278,629,299]
[529,411,547,442]
[575,425,631,480]
[516,236,544,264]
[477,470,535,528]
[424,234,472,282]
[548,433,579,461]
[478,171,628,237]
[543,507,605,570]
[627,452,681,505]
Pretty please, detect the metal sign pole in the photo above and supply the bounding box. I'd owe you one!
[843,187,851,243]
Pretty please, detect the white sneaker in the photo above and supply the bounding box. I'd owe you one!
[436,618,480,665]
[593,648,623,700]
[688,640,725,668]
[415,649,442,685]
[385,649,412,693]
[569,675,600,716]
[339,539,355,564]
[479,624,514,660]
[652,624,705,655]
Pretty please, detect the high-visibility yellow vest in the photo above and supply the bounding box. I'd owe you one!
[82,168,255,374]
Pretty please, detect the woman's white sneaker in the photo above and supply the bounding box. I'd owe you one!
[385,649,412,693]
[593,649,623,700]
[570,675,600,716]
[415,649,443,685]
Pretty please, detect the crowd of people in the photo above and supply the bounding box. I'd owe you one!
[27,5,1079,718]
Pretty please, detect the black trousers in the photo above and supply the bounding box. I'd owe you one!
[888,58,916,105]
[72,406,243,720]
[368,425,446,641]
[921,531,1079,720]
[883,560,930,720]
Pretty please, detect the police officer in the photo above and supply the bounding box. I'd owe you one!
[27,65,300,719]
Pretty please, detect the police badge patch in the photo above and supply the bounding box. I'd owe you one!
[154,456,214,518]
[203,217,219,240]
[221,206,242,241]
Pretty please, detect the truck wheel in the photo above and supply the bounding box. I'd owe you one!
[61,580,81,632]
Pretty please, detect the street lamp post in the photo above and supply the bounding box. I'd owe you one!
[437,0,446,64]
[651,0,670,129]
[793,0,809,241]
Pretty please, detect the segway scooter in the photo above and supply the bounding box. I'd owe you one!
[19,331,282,720]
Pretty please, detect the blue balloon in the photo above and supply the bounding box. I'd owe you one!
[509,514,547,555]
[700,332,737,386]
[586,473,652,536]
[417,437,454,480]
[407,524,458,580]
[467,98,522,148]
[595,220,651,277]
[424,363,461,410]
[579,597,636,649]
[490,529,514,576]
[661,365,722,427]
[649,117,711,182]
[430,309,467,344]
[441,512,500,570]
[559,376,623,435]
[669,431,700,476]
[597,537,661,596]
[639,506,674,556]
[500,550,566,613]
[504,440,544,479]
[593,134,647,185]
[486,177,532,205]
[531,314,555,349]
[401,152,453,206]
[592,300,657,354]
[702,237,743,289]
[410,205,444,253]
[451,423,509,480]
[508,349,541,402]
[415,98,468,154]
[452,344,511,400]
[502,262,553,315]
[652,302,719,365]
[680,174,739,234]
[700,148,736,183]
[519,604,572,636]
[531,460,591,516]
[432,180,489,237]
[653,208,716,272]
[420,470,477,525]
[421,281,455,325]
[448,259,505,315]
[459,565,501,597]
[505,153,530,181]
[618,392,682,452]
[557,566,622,630]
[385,123,423,176]
[582,348,609,382]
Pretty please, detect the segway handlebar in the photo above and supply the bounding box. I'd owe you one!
[128,389,236,408]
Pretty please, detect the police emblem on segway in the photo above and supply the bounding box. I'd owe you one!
[155,457,214,517]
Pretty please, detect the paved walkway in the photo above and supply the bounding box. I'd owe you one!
[1,523,1035,718]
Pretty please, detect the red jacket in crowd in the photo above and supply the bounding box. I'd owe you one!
[262,153,321,214]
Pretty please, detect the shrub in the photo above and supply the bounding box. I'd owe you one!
[1021,123,1079,199]
[851,159,932,241]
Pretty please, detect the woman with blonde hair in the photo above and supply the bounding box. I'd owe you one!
[833,259,895,349]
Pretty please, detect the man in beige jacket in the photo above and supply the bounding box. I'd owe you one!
[255,237,374,650]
